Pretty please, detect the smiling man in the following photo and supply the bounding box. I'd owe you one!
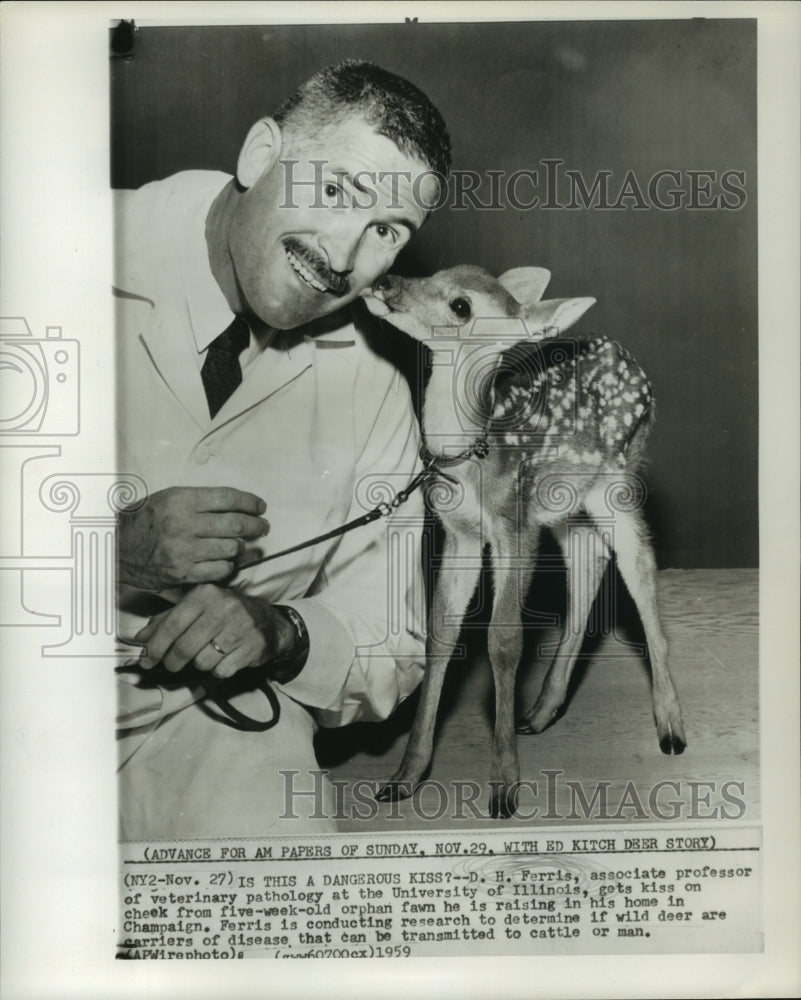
[115,62,451,840]
[214,114,442,328]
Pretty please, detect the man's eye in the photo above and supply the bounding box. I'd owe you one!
[324,183,341,199]
[373,223,398,244]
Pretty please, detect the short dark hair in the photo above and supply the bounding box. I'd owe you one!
[274,60,451,179]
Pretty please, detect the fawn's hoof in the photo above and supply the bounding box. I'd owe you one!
[488,786,518,820]
[515,709,552,735]
[659,733,686,755]
[515,694,565,735]
[657,712,687,755]
[375,779,415,802]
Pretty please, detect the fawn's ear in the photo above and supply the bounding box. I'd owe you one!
[498,267,551,308]
[522,297,597,337]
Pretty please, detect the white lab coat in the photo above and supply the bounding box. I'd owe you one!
[114,172,426,839]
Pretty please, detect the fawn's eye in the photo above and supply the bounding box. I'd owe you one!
[449,297,472,319]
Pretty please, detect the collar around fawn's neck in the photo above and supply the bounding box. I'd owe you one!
[420,423,491,478]
[419,344,523,475]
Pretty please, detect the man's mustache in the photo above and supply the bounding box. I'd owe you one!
[283,238,351,297]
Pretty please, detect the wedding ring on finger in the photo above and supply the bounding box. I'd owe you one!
[209,638,229,657]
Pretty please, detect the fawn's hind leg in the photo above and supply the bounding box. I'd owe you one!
[375,529,481,802]
[587,501,686,754]
[486,524,541,819]
[517,517,610,734]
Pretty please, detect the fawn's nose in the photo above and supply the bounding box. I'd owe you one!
[372,275,404,302]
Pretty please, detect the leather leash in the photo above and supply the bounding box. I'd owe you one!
[223,434,490,731]
[235,437,489,574]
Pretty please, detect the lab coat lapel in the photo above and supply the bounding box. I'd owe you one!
[140,316,314,432]
[139,312,210,430]
[208,335,314,428]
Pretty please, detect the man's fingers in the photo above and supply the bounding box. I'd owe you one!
[191,536,243,561]
[142,600,209,672]
[193,632,243,675]
[209,637,263,679]
[211,626,272,679]
[160,617,223,673]
[193,511,270,541]
[192,487,267,516]
[128,584,271,680]
[186,560,239,584]
[210,652,249,680]
[133,609,172,645]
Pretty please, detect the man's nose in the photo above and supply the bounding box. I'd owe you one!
[318,216,364,275]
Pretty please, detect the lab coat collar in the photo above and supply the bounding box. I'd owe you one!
[204,309,362,429]
[205,333,314,430]
[203,308,356,430]
[180,176,239,354]
[139,172,358,432]
[141,315,315,433]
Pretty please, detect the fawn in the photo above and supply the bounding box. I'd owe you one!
[361,265,686,819]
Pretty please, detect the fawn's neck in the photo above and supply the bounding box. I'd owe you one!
[422,343,499,459]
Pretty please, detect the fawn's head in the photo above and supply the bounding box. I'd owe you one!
[361,265,595,343]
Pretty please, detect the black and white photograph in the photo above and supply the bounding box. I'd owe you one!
[0,3,798,998]
[112,13,759,841]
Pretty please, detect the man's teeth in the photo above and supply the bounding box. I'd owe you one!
[286,249,328,292]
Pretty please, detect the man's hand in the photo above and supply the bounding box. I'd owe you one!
[133,584,298,680]
[117,486,269,591]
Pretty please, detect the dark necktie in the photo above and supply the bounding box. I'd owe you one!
[201,315,250,418]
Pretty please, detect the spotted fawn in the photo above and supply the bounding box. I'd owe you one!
[362,265,686,819]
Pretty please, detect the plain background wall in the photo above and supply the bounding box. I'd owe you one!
[110,18,757,569]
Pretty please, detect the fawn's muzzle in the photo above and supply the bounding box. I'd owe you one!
[361,275,405,318]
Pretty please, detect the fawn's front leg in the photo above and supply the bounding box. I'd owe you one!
[375,530,481,802]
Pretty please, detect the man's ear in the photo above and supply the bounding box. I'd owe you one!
[236,118,283,189]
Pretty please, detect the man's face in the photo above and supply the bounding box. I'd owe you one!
[228,116,440,330]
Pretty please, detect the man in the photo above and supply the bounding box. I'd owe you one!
[115,61,451,839]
